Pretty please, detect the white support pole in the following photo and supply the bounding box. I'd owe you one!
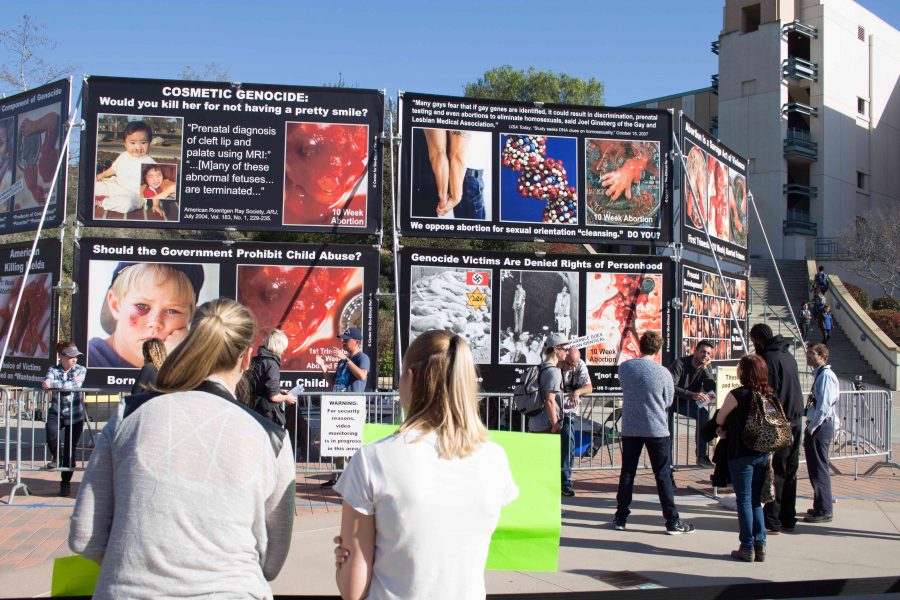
[0,81,82,375]
[748,191,806,345]
[672,130,748,353]
[390,93,403,386]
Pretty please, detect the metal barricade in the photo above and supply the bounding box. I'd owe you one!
[1,387,117,504]
[827,388,896,478]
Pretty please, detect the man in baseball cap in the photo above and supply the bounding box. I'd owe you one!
[528,332,574,496]
[315,325,370,488]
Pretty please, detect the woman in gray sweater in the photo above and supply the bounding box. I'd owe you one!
[69,299,296,599]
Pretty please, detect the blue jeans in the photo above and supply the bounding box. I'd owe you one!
[561,413,574,490]
[615,436,679,523]
[729,453,769,549]
[456,168,486,219]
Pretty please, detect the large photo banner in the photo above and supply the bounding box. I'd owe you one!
[681,116,749,263]
[73,238,379,389]
[399,248,674,392]
[680,261,748,363]
[78,76,383,233]
[0,79,70,234]
[0,239,61,386]
[398,92,672,245]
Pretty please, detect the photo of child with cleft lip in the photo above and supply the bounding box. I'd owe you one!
[87,262,214,368]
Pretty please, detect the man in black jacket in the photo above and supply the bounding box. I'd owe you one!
[749,324,805,533]
[668,340,717,467]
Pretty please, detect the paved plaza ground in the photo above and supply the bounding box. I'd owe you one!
[1,443,898,598]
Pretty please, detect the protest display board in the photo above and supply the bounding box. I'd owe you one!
[78,76,383,232]
[0,79,70,234]
[398,92,672,244]
[681,116,749,264]
[72,238,378,389]
[715,365,740,409]
[399,247,674,392]
[680,260,749,363]
[0,239,61,386]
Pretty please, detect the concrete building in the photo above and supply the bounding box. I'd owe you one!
[634,0,900,261]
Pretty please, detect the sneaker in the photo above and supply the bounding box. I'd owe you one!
[806,508,816,516]
[697,455,714,468]
[612,518,627,531]
[561,486,575,497]
[320,477,338,489]
[730,547,754,562]
[781,522,797,532]
[804,512,833,523]
[44,460,58,470]
[754,543,766,562]
[666,519,695,535]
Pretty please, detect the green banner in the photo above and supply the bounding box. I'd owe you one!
[363,424,560,571]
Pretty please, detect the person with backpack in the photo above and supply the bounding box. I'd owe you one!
[818,305,833,345]
[246,329,297,427]
[613,331,695,535]
[749,324,804,534]
[803,343,839,523]
[715,354,788,562]
[514,333,569,495]
[813,266,829,294]
[812,290,826,320]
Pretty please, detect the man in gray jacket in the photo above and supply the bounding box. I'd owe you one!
[613,331,695,534]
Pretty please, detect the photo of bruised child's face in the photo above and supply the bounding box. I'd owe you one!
[100,263,201,368]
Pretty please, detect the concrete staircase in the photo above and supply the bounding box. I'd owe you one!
[749,259,887,389]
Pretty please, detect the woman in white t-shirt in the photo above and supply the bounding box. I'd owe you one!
[334,329,518,600]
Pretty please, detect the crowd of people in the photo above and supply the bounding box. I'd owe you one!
[35,286,842,597]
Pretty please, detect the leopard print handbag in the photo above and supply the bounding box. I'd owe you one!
[742,390,792,453]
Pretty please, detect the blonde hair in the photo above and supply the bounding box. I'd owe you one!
[141,338,167,369]
[262,329,289,356]
[155,298,255,393]
[398,330,487,459]
[101,264,197,335]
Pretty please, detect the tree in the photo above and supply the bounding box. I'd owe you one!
[0,15,74,95]
[838,207,900,298]
[179,62,230,82]
[464,65,604,106]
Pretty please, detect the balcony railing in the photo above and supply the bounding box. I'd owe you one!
[815,238,851,260]
[783,209,817,236]
[781,101,818,117]
[783,183,818,198]
[711,40,720,55]
[784,127,818,160]
[782,21,819,39]
[782,57,818,82]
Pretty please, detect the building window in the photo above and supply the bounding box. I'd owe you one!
[858,25,865,41]
[858,97,866,115]
[742,4,761,33]
[857,171,866,190]
[742,79,757,96]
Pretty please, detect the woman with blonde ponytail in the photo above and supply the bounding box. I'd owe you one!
[70,299,296,600]
[334,329,518,600]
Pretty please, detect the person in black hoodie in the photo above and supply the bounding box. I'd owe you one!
[246,329,297,427]
[749,323,804,533]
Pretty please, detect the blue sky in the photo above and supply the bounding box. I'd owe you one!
[10,1,900,106]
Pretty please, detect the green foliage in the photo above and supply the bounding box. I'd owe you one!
[867,310,900,344]
[871,295,900,311]
[844,282,870,310]
[464,65,604,106]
